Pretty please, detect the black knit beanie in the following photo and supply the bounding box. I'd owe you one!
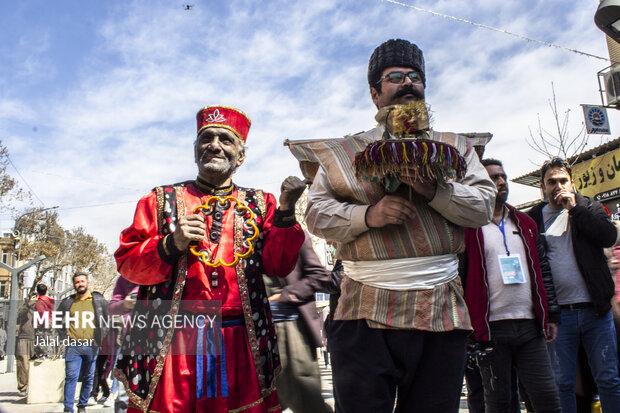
[368,39,425,88]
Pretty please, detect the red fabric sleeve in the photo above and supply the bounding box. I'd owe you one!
[108,277,140,316]
[114,192,173,285]
[261,192,304,277]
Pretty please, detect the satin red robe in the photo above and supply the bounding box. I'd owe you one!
[115,182,304,413]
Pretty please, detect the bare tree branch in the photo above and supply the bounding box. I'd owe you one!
[527,82,589,163]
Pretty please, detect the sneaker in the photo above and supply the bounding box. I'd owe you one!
[17,390,27,397]
[98,396,108,405]
[87,396,97,406]
[103,394,115,407]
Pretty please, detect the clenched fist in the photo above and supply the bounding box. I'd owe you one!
[172,214,206,250]
[365,195,416,228]
[279,176,308,211]
[553,188,576,211]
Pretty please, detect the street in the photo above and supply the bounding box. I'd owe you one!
[0,355,496,412]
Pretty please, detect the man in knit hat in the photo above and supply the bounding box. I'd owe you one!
[114,105,306,413]
[298,39,496,412]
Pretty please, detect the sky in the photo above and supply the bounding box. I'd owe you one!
[0,0,618,251]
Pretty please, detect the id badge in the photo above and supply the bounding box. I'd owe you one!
[497,254,526,284]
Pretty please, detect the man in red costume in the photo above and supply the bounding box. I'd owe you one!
[114,105,306,413]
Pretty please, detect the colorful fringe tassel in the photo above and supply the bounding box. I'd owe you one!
[353,138,467,185]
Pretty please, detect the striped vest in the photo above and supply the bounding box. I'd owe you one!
[295,127,469,261]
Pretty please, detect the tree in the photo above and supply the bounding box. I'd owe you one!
[63,227,107,272]
[14,210,66,295]
[65,227,117,296]
[0,140,27,212]
[526,82,588,165]
[89,255,119,298]
[16,213,114,297]
[15,210,65,263]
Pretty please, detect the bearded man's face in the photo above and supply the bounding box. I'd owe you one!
[371,66,425,108]
[194,127,245,178]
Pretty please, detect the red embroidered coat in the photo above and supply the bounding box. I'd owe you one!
[114,182,304,413]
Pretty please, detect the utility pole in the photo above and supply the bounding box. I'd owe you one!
[2,255,45,373]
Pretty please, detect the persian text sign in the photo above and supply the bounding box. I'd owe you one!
[573,147,620,199]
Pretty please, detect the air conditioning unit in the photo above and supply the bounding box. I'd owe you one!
[604,65,620,106]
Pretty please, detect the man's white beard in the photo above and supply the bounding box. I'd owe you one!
[199,153,237,177]
[203,161,235,175]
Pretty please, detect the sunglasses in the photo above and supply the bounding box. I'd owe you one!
[376,71,422,85]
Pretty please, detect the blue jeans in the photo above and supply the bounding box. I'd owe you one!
[64,345,97,412]
[550,308,620,413]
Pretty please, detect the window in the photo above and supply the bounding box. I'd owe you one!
[1,253,7,264]
[0,282,7,298]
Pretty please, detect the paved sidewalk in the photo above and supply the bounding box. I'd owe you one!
[0,360,112,413]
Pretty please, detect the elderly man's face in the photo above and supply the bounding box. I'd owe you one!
[370,66,425,108]
[194,127,246,178]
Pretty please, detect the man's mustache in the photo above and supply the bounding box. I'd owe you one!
[394,85,424,100]
[199,151,225,163]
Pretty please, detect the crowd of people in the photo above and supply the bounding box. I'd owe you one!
[13,275,133,412]
[8,37,620,413]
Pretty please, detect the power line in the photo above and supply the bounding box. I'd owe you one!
[6,155,45,207]
[381,0,612,63]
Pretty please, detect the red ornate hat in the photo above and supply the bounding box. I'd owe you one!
[196,105,251,142]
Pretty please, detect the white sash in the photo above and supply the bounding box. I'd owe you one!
[342,254,458,291]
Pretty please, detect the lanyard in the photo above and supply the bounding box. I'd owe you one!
[495,209,510,256]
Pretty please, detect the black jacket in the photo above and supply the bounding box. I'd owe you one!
[528,194,616,316]
[264,231,336,349]
[535,234,560,323]
[57,291,109,346]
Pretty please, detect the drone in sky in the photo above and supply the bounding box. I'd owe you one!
[183,4,194,11]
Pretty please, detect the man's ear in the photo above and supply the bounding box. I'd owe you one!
[370,86,380,107]
[236,144,246,167]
